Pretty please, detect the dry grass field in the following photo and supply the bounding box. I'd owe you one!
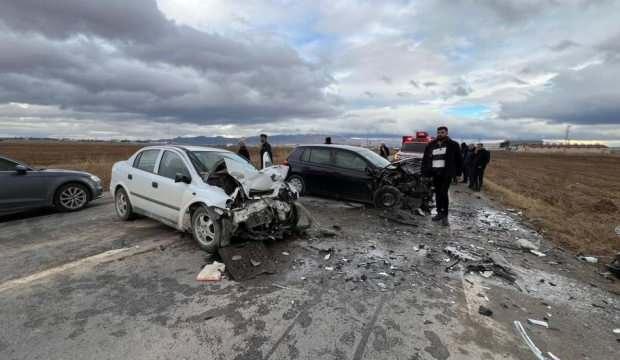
[485,151,620,256]
[2,141,618,255]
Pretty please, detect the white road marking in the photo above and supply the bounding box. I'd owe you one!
[0,239,178,293]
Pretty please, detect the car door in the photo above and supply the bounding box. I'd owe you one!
[332,150,374,203]
[301,147,338,196]
[127,149,161,212]
[149,150,193,224]
[0,157,50,213]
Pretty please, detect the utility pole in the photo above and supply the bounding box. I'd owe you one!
[565,125,571,144]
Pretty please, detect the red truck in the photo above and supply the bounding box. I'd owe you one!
[393,131,432,161]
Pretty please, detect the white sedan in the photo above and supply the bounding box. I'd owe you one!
[110,145,303,252]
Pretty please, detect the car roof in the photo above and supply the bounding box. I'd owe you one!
[138,145,231,153]
[296,144,373,153]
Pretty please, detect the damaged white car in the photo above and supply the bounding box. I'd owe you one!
[110,145,305,252]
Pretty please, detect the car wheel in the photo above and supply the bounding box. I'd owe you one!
[115,187,135,220]
[191,206,223,253]
[55,183,90,212]
[287,175,305,195]
[374,186,402,209]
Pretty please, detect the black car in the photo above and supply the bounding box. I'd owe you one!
[286,145,431,210]
[0,155,104,215]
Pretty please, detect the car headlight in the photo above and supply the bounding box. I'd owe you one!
[90,175,102,183]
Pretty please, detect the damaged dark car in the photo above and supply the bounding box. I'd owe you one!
[286,144,432,212]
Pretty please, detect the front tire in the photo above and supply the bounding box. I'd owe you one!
[55,183,90,212]
[374,186,402,209]
[115,187,135,220]
[191,206,223,253]
[287,174,305,195]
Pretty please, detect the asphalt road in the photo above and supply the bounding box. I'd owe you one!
[0,188,618,360]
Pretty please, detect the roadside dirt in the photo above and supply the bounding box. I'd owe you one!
[1,187,618,360]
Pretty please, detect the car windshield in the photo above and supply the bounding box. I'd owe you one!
[189,151,257,178]
[401,142,427,153]
[357,148,391,168]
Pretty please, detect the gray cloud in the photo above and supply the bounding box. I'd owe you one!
[549,40,580,52]
[423,81,438,87]
[0,0,338,125]
[501,63,620,125]
[409,80,419,88]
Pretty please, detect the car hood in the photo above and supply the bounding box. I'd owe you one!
[38,168,93,177]
[223,159,289,195]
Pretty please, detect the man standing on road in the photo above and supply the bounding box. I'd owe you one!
[463,143,475,183]
[471,143,490,191]
[259,133,273,169]
[422,126,463,226]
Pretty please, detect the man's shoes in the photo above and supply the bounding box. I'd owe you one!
[432,213,445,221]
[441,217,449,226]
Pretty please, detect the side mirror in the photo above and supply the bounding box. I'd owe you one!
[174,173,191,184]
[15,165,28,175]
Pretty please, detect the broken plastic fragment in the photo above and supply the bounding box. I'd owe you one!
[196,261,226,282]
[530,250,546,257]
[282,251,290,256]
[232,255,242,261]
[250,259,262,267]
[517,238,538,251]
[527,319,549,328]
[478,305,493,316]
[577,256,598,264]
[324,253,331,261]
[324,266,334,271]
[613,328,620,334]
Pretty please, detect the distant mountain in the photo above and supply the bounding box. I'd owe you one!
[161,134,404,147]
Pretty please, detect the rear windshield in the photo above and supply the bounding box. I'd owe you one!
[401,143,427,153]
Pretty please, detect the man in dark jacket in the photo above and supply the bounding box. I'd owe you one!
[463,143,475,183]
[379,143,390,159]
[237,140,251,163]
[259,133,273,169]
[471,143,490,191]
[422,126,463,226]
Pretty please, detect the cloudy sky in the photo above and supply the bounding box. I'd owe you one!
[1,0,619,143]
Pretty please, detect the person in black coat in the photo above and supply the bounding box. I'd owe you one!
[379,143,390,159]
[237,140,251,163]
[422,126,463,226]
[471,143,490,191]
[462,143,475,183]
[259,133,273,169]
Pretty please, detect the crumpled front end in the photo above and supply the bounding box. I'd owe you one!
[208,160,306,242]
[371,158,433,211]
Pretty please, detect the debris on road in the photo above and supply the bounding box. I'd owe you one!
[606,253,620,277]
[547,352,561,360]
[517,238,539,251]
[577,256,598,264]
[514,320,547,360]
[527,319,549,328]
[219,242,276,281]
[613,328,620,334]
[196,261,226,281]
[478,305,493,316]
[530,250,546,257]
[444,246,482,262]
[466,254,518,284]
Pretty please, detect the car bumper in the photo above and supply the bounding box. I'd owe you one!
[91,183,104,199]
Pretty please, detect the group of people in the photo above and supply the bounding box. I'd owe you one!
[460,142,491,191]
[421,126,491,226]
[237,134,273,169]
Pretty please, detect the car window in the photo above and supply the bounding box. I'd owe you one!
[358,148,391,168]
[300,149,311,162]
[308,148,332,165]
[134,149,159,173]
[158,151,190,180]
[0,158,18,171]
[190,151,257,174]
[334,150,368,171]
